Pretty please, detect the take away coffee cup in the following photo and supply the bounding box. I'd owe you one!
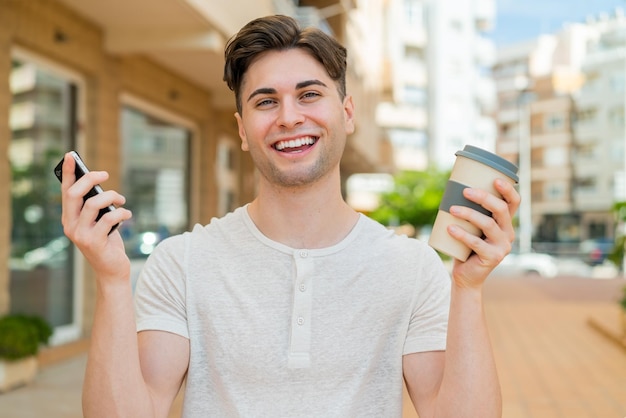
[428,145,519,261]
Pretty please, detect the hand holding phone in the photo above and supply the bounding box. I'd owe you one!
[54,151,119,234]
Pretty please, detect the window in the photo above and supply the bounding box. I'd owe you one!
[404,0,423,27]
[9,52,82,344]
[544,147,567,166]
[576,107,597,122]
[575,177,597,192]
[388,129,427,147]
[609,72,625,92]
[545,113,565,132]
[544,181,566,200]
[576,144,596,160]
[608,105,624,128]
[403,85,427,105]
[120,106,191,260]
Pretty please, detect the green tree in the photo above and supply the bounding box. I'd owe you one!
[369,169,450,233]
[609,201,626,269]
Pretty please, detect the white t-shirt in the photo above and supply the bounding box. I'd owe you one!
[135,206,450,417]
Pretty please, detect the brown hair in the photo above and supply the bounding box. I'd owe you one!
[223,15,347,113]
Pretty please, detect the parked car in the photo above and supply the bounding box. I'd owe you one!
[579,238,614,266]
[490,252,559,278]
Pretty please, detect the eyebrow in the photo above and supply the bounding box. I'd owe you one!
[296,79,328,90]
[246,79,329,103]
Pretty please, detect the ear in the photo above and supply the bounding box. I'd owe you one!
[343,95,355,135]
[235,112,249,151]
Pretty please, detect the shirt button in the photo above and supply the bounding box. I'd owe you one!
[297,316,305,326]
[299,250,308,258]
[299,283,306,292]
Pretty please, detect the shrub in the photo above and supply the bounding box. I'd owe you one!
[0,314,52,361]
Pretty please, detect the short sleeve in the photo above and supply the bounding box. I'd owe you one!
[134,233,189,339]
[403,246,451,354]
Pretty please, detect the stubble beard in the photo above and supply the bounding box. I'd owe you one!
[252,141,344,189]
[258,153,332,188]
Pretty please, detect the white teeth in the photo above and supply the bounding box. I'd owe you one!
[275,136,316,151]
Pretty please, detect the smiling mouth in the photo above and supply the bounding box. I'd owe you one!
[273,136,317,153]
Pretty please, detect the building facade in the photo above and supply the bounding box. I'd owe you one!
[374,0,497,172]
[494,9,626,254]
[573,10,626,241]
[426,0,497,169]
[1,0,387,345]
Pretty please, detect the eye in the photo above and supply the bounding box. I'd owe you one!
[301,91,321,101]
[256,98,276,108]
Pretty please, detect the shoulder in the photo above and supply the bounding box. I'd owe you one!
[358,215,440,258]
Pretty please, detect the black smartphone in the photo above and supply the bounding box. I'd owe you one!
[54,151,119,234]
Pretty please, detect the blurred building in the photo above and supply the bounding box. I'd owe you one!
[493,8,626,254]
[375,0,497,171]
[427,0,497,169]
[0,0,389,345]
[573,9,626,241]
[375,0,429,171]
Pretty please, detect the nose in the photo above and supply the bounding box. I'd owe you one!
[276,99,305,129]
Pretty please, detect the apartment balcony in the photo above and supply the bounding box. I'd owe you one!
[10,64,37,95]
[573,119,604,142]
[10,102,67,131]
[474,0,495,31]
[376,102,427,130]
[533,201,574,215]
[532,165,573,181]
[399,63,427,87]
[495,75,530,95]
[475,115,497,140]
[532,132,573,147]
[497,107,520,125]
[401,25,427,48]
[475,76,496,112]
[573,190,613,211]
[474,35,496,67]
[497,137,520,156]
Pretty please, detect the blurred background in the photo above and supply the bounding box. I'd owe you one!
[0,0,626,417]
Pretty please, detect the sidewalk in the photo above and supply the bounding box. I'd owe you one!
[0,352,86,418]
[483,276,626,418]
[1,276,625,418]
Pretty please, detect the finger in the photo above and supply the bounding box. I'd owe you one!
[70,171,110,202]
[63,171,110,232]
[61,153,81,230]
[447,223,508,266]
[449,204,509,247]
[78,190,126,227]
[494,178,521,217]
[61,152,76,191]
[92,207,133,237]
[461,187,515,242]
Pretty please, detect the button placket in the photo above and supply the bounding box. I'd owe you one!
[288,250,313,368]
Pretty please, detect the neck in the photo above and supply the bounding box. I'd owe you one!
[247,174,359,249]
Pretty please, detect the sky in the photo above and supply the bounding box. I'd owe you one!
[492,0,626,46]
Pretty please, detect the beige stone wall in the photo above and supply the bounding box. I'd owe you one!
[0,0,245,333]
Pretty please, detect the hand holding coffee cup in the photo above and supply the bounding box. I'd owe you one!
[428,145,519,261]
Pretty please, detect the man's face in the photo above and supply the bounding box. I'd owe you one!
[235,48,354,188]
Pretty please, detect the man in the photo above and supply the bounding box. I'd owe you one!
[61,15,519,417]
